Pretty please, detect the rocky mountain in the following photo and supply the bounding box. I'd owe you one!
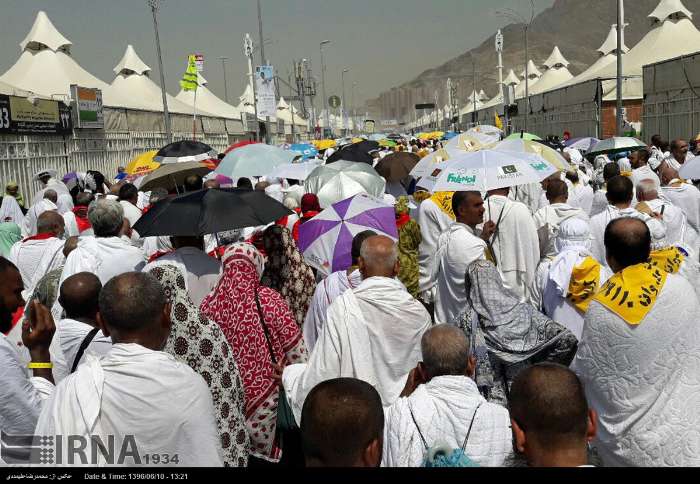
[368,0,700,121]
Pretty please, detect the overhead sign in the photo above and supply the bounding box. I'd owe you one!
[194,53,205,72]
[0,94,72,135]
[364,119,375,133]
[415,103,436,110]
[328,95,341,109]
[255,65,277,118]
[70,85,103,129]
[381,119,398,126]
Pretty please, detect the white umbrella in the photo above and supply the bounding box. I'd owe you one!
[267,160,322,181]
[410,148,460,179]
[305,160,386,208]
[679,155,700,180]
[588,137,647,156]
[430,150,558,193]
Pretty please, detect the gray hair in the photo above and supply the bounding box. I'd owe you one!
[88,198,124,237]
[421,325,471,378]
[359,237,398,273]
[283,197,299,210]
[99,272,165,331]
[635,179,658,201]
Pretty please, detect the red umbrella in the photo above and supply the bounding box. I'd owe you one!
[224,140,260,154]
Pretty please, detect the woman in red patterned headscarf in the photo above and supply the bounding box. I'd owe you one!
[292,193,322,240]
[200,243,307,464]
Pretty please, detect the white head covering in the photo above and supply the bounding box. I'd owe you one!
[283,197,299,210]
[594,155,610,170]
[618,157,632,172]
[550,218,594,297]
[264,184,284,203]
[34,168,58,181]
[55,193,74,215]
[0,196,25,226]
[564,148,583,165]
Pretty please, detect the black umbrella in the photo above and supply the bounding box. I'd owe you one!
[326,140,380,164]
[133,188,292,237]
[154,140,217,164]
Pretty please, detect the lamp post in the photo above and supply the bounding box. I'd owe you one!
[147,0,172,144]
[616,0,625,136]
[243,33,260,142]
[320,40,331,137]
[352,81,358,136]
[497,0,535,132]
[341,67,349,135]
[219,56,229,103]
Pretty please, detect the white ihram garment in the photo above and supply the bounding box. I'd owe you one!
[61,236,146,285]
[417,199,454,301]
[35,343,224,467]
[8,237,65,299]
[282,277,431,424]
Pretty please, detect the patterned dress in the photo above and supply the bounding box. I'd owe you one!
[395,196,422,297]
[148,264,249,467]
[260,225,317,328]
[200,243,308,462]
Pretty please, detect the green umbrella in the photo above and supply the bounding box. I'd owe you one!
[505,132,542,141]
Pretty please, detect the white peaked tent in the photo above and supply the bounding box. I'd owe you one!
[514,60,542,98]
[504,69,521,87]
[595,0,700,79]
[559,25,629,87]
[236,83,269,121]
[477,90,489,102]
[175,71,240,119]
[0,11,125,105]
[110,45,209,115]
[276,97,307,128]
[529,47,574,95]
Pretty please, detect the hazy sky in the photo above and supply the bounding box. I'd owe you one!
[0,0,553,106]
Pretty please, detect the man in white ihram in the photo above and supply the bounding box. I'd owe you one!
[9,211,66,299]
[636,179,697,252]
[23,190,58,237]
[659,161,700,244]
[432,191,494,325]
[416,193,454,307]
[60,199,145,285]
[35,272,223,466]
[282,235,432,424]
[572,218,700,467]
[382,325,513,467]
[484,186,540,301]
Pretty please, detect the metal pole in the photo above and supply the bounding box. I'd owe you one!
[524,28,529,133]
[246,47,261,142]
[219,56,229,103]
[342,68,349,135]
[616,0,624,136]
[257,0,271,144]
[320,41,331,138]
[472,57,477,127]
[149,0,172,144]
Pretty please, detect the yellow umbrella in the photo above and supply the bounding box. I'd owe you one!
[429,131,445,140]
[351,137,364,144]
[126,150,160,176]
[313,139,337,151]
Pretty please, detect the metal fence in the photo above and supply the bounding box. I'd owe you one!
[0,130,239,206]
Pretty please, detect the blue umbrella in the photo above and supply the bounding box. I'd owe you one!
[443,131,459,141]
[290,143,319,160]
[216,144,297,178]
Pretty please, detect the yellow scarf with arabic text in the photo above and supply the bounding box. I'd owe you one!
[567,257,602,313]
[429,191,455,220]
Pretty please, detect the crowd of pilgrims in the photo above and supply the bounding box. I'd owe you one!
[1,132,699,468]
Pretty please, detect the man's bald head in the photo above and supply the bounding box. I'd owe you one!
[510,363,592,451]
[605,217,651,272]
[660,161,680,186]
[255,181,270,191]
[59,272,102,322]
[301,378,384,467]
[546,178,568,204]
[420,325,472,380]
[36,210,64,236]
[635,180,659,202]
[75,191,94,207]
[43,189,58,204]
[358,235,399,279]
[98,272,170,349]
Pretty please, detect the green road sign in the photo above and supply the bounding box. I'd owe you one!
[328,95,341,108]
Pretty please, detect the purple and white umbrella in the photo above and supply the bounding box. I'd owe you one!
[298,193,399,276]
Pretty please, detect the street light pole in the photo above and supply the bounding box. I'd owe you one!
[219,56,229,103]
[320,40,331,138]
[257,0,271,144]
[342,67,349,135]
[243,34,260,142]
[352,81,358,136]
[616,0,625,136]
[148,0,172,144]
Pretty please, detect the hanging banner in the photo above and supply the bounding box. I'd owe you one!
[70,85,104,129]
[0,95,72,135]
[194,53,205,72]
[255,65,277,118]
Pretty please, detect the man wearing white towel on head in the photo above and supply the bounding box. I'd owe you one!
[636,179,697,252]
[660,161,700,242]
[282,235,432,425]
[23,190,58,237]
[572,218,700,467]
[484,186,540,302]
[60,199,145,286]
[533,179,589,259]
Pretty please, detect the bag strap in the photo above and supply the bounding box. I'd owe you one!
[460,402,483,452]
[254,290,277,364]
[71,327,100,373]
[407,402,429,451]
